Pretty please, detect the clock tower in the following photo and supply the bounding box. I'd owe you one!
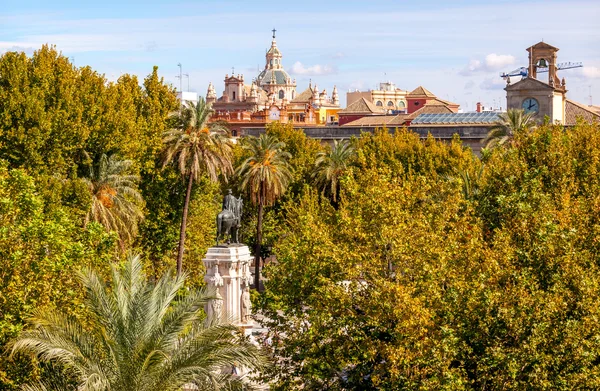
[505,42,567,124]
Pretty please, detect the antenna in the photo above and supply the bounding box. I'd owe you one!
[184,73,189,91]
[590,85,593,107]
[176,63,182,92]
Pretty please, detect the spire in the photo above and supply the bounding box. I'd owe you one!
[266,29,282,70]
[332,85,339,106]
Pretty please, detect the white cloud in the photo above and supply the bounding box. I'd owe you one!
[484,54,516,70]
[464,80,475,90]
[289,61,336,76]
[459,53,516,75]
[582,66,600,79]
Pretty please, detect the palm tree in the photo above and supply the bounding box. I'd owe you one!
[11,254,266,391]
[236,134,292,290]
[162,97,233,276]
[483,108,536,148]
[84,153,144,245]
[312,140,355,203]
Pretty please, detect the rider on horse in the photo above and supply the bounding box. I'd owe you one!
[216,189,242,245]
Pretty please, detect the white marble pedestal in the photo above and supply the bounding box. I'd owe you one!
[203,245,253,326]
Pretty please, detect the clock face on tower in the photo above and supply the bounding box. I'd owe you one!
[522,97,540,114]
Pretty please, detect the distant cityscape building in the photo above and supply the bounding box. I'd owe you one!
[338,86,459,126]
[347,81,408,112]
[505,41,599,125]
[206,30,340,133]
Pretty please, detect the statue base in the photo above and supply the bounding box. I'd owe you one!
[203,245,253,326]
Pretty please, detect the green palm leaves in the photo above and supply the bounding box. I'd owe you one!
[236,134,292,289]
[312,140,355,203]
[484,108,536,148]
[163,98,233,183]
[237,134,292,207]
[162,97,234,275]
[11,254,265,391]
[84,153,144,245]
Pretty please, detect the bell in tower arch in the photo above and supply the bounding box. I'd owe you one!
[537,58,548,68]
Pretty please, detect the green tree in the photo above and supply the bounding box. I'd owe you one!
[162,98,233,276]
[312,140,355,203]
[236,133,292,290]
[0,163,116,388]
[84,153,144,246]
[483,108,536,148]
[11,254,266,391]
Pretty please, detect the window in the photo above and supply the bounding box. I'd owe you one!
[232,91,236,101]
[414,101,420,106]
[279,90,285,99]
[387,101,394,107]
[376,101,383,106]
[398,101,406,108]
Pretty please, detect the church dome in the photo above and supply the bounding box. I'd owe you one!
[256,68,292,86]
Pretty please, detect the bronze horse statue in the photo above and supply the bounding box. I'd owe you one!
[216,190,243,245]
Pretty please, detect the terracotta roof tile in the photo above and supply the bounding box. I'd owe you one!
[565,99,600,126]
[339,97,385,114]
[407,86,436,98]
[291,87,313,103]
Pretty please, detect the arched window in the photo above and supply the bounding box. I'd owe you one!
[278,90,285,99]
[398,101,406,108]
[387,101,394,107]
[292,90,295,99]
[270,59,273,66]
[376,101,383,106]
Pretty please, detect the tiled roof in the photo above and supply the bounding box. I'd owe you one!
[407,86,436,98]
[565,99,600,126]
[339,97,385,114]
[291,87,313,103]
[427,98,459,107]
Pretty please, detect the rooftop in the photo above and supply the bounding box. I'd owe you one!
[411,112,501,125]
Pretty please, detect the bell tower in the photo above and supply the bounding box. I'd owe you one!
[527,42,561,87]
[506,41,567,124]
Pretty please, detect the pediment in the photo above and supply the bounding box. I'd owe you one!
[505,77,555,92]
[527,41,559,51]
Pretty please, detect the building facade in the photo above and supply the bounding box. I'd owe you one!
[206,30,340,131]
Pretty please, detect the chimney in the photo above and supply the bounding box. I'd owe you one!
[476,102,482,113]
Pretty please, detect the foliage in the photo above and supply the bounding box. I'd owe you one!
[84,153,144,246]
[483,108,536,148]
[312,140,355,203]
[264,122,323,195]
[162,97,234,275]
[11,254,267,391]
[162,98,233,183]
[257,123,600,390]
[0,164,116,388]
[236,133,292,288]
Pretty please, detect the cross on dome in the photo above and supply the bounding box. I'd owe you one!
[272,28,276,39]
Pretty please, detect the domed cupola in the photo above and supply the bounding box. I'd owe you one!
[266,28,282,70]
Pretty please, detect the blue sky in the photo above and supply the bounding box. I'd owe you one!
[2,0,599,110]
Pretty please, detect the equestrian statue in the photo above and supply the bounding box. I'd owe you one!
[216,189,243,245]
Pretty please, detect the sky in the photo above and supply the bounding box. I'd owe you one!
[2,0,600,110]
